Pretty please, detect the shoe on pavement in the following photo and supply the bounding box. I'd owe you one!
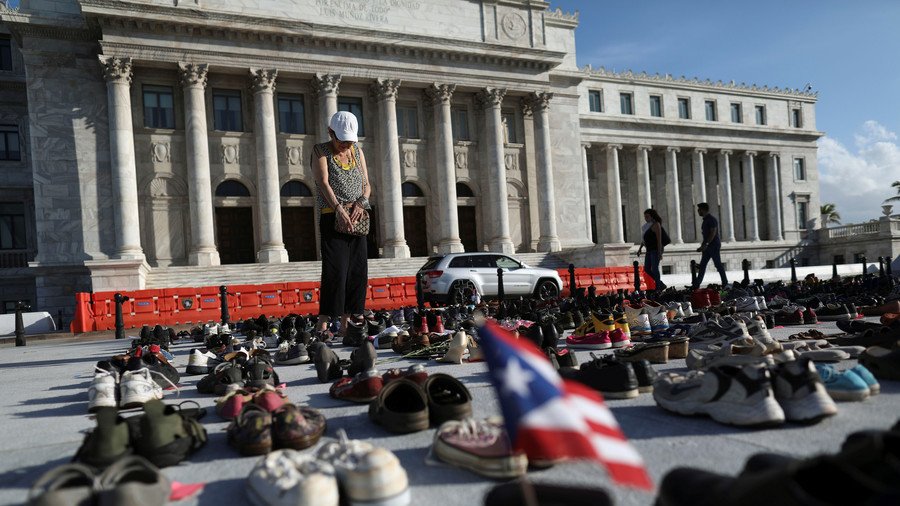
[316,429,411,506]
[770,357,837,424]
[423,373,472,425]
[228,403,273,456]
[368,379,429,434]
[96,455,170,506]
[565,331,612,350]
[432,418,528,479]
[133,399,208,467]
[246,450,339,506]
[560,353,639,399]
[274,340,309,366]
[88,368,119,412]
[120,368,164,409]
[858,345,900,381]
[186,348,221,375]
[73,407,131,468]
[330,370,384,404]
[272,403,327,451]
[27,463,96,506]
[848,365,880,395]
[814,364,870,402]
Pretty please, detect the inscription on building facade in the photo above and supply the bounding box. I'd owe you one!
[314,0,422,24]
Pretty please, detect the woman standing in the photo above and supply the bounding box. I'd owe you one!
[312,111,372,338]
[636,208,667,291]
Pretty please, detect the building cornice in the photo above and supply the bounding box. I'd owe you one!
[77,0,566,72]
[580,114,825,142]
[0,8,97,45]
[543,7,579,28]
[580,65,819,101]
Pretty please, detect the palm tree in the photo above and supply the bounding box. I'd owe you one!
[820,203,841,227]
[885,181,900,203]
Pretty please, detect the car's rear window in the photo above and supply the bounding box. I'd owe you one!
[419,257,443,271]
[448,256,471,268]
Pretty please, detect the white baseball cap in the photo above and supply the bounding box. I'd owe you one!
[329,111,359,142]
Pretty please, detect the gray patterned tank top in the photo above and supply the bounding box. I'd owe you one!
[312,142,365,209]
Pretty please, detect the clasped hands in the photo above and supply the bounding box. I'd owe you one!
[337,202,365,233]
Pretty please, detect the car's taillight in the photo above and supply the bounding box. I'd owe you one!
[426,270,443,278]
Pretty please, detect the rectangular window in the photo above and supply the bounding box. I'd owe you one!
[0,202,26,250]
[649,95,662,117]
[588,90,603,112]
[705,100,717,121]
[791,108,802,128]
[620,93,634,115]
[502,112,517,143]
[396,104,418,139]
[755,105,766,125]
[677,97,690,119]
[142,85,175,129]
[0,125,21,161]
[451,108,470,141]
[213,89,243,132]
[797,201,809,229]
[730,103,742,123]
[662,266,673,275]
[277,94,306,134]
[337,97,365,137]
[765,260,775,269]
[0,37,12,72]
[834,255,845,265]
[793,158,806,180]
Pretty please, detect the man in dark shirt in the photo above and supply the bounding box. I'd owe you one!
[692,202,728,289]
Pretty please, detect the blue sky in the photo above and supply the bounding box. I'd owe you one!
[556,0,900,224]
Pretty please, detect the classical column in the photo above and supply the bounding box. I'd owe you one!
[178,62,220,266]
[477,87,514,253]
[426,83,463,254]
[581,143,592,240]
[665,147,683,244]
[314,74,341,141]
[250,68,289,263]
[743,151,760,241]
[718,150,736,242]
[692,148,707,241]
[371,79,410,258]
[528,92,561,251]
[767,153,783,240]
[605,144,625,244]
[100,56,144,261]
[636,145,653,212]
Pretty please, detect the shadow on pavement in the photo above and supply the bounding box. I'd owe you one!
[0,455,73,490]
[18,391,86,406]
[610,405,802,439]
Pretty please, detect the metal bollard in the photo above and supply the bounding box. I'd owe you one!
[790,258,798,284]
[219,285,231,325]
[878,257,885,278]
[742,259,751,285]
[416,272,425,309]
[568,264,576,298]
[114,293,129,340]
[861,255,867,279]
[497,268,505,301]
[633,260,641,293]
[888,256,894,278]
[832,259,839,280]
[690,260,698,287]
[15,301,29,347]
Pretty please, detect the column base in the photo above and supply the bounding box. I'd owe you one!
[116,249,146,262]
[488,238,515,254]
[83,258,150,292]
[437,239,465,254]
[536,237,562,252]
[257,247,289,263]
[382,242,411,259]
[189,249,221,267]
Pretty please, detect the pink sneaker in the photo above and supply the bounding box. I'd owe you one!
[608,328,631,348]
[566,331,612,350]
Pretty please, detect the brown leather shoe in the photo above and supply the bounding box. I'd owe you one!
[422,374,472,425]
[271,403,326,450]
[368,379,429,433]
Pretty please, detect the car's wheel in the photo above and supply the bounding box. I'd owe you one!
[449,280,478,305]
[534,279,560,301]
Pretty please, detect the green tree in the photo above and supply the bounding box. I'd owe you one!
[885,180,900,203]
[820,203,841,226]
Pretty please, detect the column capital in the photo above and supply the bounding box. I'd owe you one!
[526,91,553,112]
[249,68,277,94]
[178,62,208,88]
[720,149,733,156]
[693,147,708,154]
[637,144,653,152]
[371,78,402,102]
[99,56,133,84]
[520,96,533,118]
[424,82,454,105]
[476,87,507,109]
[768,151,781,160]
[313,73,342,97]
[605,143,623,152]
[666,146,680,154]
[581,142,592,149]
[745,150,758,157]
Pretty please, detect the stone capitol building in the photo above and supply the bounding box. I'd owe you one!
[0,0,828,319]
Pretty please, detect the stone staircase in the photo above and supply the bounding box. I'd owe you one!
[144,252,568,289]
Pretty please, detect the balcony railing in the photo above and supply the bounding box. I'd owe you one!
[821,218,899,240]
[0,250,28,268]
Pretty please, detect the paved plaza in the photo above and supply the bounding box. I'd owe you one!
[1,319,898,506]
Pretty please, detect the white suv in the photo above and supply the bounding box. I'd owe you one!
[417,253,563,305]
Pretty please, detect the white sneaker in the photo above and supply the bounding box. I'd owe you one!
[247,449,339,506]
[120,368,164,409]
[622,305,651,335]
[88,368,118,412]
[666,302,685,321]
[680,302,697,318]
[641,302,670,332]
[733,296,760,312]
[755,296,768,311]
[186,348,220,375]
[316,430,410,506]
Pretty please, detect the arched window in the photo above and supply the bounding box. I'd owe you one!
[456,182,474,197]
[401,182,424,197]
[281,180,313,197]
[215,180,251,197]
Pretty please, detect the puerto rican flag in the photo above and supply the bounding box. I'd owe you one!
[479,320,653,490]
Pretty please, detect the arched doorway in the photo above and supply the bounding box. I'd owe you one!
[456,182,478,252]
[402,182,428,257]
[280,180,317,262]
[215,180,255,265]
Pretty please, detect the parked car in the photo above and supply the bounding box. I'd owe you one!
[416,253,563,305]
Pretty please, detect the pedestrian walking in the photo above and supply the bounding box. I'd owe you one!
[692,202,729,289]
[636,209,669,291]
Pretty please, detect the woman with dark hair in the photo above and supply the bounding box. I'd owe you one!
[636,208,668,290]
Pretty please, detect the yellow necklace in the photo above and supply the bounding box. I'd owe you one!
[333,152,355,170]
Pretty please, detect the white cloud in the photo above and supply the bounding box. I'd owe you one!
[818,121,900,224]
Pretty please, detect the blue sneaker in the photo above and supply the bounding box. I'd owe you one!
[815,364,870,402]
[849,365,880,395]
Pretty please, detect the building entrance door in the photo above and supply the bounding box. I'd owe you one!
[403,206,428,257]
[215,207,255,264]
[281,207,317,261]
[458,206,478,252]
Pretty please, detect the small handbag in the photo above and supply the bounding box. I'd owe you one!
[335,202,370,236]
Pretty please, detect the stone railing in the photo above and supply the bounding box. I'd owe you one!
[0,250,28,268]
[822,220,887,239]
